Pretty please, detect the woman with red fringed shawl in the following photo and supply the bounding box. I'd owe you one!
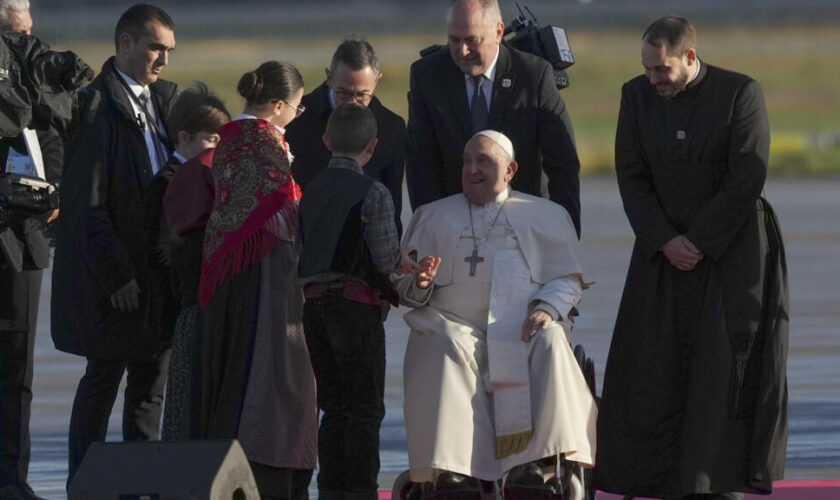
[196,61,316,500]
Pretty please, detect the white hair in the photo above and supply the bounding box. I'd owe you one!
[0,0,30,27]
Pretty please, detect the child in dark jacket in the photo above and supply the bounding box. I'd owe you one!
[144,82,230,440]
[298,102,401,500]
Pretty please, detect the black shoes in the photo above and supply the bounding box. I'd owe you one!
[433,472,493,500]
[505,462,545,486]
[0,482,46,500]
[504,462,564,500]
[436,472,481,491]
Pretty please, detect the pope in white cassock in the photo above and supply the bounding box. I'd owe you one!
[395,130,598,499]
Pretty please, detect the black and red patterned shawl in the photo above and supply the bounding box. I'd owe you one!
[198,118,301,308]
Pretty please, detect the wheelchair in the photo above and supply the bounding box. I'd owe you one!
[391,344,599,500]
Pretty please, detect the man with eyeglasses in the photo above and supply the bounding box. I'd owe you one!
[286,36,406,234]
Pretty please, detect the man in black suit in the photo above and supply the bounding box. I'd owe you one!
[50,4,177,487]
[286,37,406,234]
[406,0,581,235]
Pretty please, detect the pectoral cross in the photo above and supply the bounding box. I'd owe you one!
[464,248,484,277]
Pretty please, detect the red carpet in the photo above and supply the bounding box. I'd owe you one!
[378,480,840,499]
[593,481,840,499]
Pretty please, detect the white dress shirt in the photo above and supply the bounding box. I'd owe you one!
[114,67,168,174]
[464,46,500,112]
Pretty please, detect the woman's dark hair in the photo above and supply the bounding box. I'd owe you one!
[237,61,304,106]
[167,82,231,145]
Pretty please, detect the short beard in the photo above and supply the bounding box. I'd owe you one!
[659,65,691,99]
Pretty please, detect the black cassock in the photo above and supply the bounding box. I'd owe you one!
[596,62,789,498]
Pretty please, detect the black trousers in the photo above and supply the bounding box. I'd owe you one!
[66,350,170,488]
[249,462,313,500]
[303,294,385,500]
[0,266,42,485]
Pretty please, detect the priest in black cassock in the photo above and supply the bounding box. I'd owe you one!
[596,16,789,500]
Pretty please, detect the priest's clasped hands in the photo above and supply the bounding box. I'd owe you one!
[661,235,704,271]
[110,278,141,312]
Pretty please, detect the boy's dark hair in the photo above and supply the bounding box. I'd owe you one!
[167,82,230,145]
[114,3,174,50]
[330,36,380,75]
[326,102,377,156]
[642,16,696,56]
[237,61,304,106]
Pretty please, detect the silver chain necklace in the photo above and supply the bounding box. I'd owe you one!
[464,197,508,276]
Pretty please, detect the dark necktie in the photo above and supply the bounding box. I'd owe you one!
[470,75,489,134]
[139,90,168,170]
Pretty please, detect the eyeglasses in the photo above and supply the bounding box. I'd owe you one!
[279,101,306,117]
[334,88,374,103]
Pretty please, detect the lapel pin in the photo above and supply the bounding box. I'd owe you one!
[676,130,686,140]
[501,78,512,88]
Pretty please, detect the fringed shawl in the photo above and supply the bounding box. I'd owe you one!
[198,119,301,308]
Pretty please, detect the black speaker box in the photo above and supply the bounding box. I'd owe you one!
[67,439,259,500]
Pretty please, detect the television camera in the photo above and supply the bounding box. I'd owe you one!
[0,173,58,228]
[504,2,575,89]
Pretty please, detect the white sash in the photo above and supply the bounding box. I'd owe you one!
[487,249,533,457]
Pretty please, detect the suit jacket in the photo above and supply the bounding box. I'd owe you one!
[285,82,406,234]
[51,57,177,360]
[406,43,581,235]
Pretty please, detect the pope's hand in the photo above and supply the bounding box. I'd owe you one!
[520,309,553,342]
[414,256,441,289]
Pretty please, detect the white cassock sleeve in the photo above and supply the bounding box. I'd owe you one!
[528,275,582,321]
[394,274,435,308]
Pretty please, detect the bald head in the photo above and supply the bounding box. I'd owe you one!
[447,0,502,25]
[447,0,504,77]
